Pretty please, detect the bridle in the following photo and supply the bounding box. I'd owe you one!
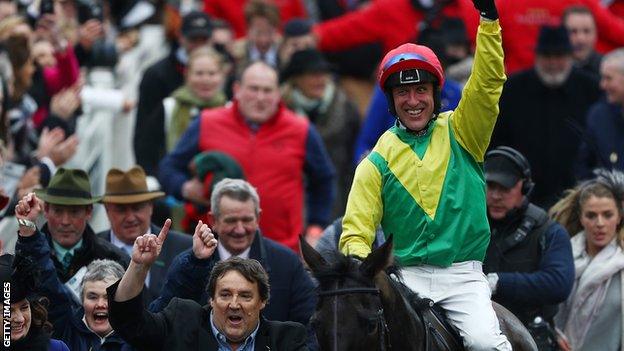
[317,285,392,351]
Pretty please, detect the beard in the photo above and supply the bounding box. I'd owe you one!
[535,65,572,88]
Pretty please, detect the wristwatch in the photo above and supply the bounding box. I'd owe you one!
[17,218,37,229]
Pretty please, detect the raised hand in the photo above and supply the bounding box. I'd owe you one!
[50,88,81,121]
[49,134,79,166]
[15,193,43,237]
[472,0,498,20]
[15,193,42,222]
[132,219,171,266]
[36,127,65,160]
[192,220,218,260]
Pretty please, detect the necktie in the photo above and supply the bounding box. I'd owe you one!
[62,252,73,269]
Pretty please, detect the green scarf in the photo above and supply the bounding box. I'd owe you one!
[290,81,335,124]
[167,86,226,151]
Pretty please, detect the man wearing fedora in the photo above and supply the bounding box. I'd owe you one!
[97,166,192,303]
[17,168,128,284]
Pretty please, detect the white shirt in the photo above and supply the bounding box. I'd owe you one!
[217,242,251,261]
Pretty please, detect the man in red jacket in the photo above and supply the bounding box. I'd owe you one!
[158,61,336,252]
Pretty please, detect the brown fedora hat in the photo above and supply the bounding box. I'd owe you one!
[102,166,165,204]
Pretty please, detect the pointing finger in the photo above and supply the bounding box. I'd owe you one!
[158,219,171,244]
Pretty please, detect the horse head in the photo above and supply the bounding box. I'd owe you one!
[301,237,540,351]
[301,235,419,351]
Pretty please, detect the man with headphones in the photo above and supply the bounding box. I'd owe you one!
[483,146,575,350]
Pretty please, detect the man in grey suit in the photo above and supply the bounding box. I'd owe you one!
[97,166,192,303]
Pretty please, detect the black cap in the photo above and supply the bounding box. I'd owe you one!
[284,18,312,37]
[535,25,572,56]
[281,49,332,82]
[181,11,213,39]
[484,155,524,189]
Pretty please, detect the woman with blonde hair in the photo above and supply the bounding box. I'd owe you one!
[136,46,227,176]
[550,169,624,351]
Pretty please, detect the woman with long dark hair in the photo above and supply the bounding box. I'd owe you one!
[0,253,69,351]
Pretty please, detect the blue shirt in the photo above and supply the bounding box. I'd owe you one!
[209,311,260,351]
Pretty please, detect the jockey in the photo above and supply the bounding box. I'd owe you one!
[339,0,510,349]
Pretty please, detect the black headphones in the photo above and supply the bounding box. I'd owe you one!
[485,146,535,196]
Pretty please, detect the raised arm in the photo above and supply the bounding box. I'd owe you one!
[108,221,217,349]
[149,221,218,312]
[14,193,75,330]
[450,8,506,162]
[114,219,174,302]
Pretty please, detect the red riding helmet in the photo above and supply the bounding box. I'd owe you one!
[378,43,445,91]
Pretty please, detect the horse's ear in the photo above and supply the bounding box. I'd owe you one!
[300,235,328,274]
[360,234,394,278]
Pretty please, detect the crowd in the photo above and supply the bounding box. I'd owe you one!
[0,0,623,350]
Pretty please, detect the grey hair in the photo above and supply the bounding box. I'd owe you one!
[602,48,624,74]
[80,259,125,299]
[210,178,260,218]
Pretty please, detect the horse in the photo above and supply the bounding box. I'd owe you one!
[300,236,538,351]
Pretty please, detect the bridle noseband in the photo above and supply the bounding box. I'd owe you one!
[317,286,392,351]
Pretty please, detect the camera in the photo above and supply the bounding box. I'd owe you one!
[76,0,104,24]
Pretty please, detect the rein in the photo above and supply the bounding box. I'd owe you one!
[317,286,392,351]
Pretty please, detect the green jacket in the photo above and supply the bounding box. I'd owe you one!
[340,20,506,267]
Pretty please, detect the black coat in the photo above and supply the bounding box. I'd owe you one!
[148,231,317,326]
[491,68,601,208]
[134,48,185,176]
[108,280,309,351]
[42,224,129,283]
[97,224,192,303]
